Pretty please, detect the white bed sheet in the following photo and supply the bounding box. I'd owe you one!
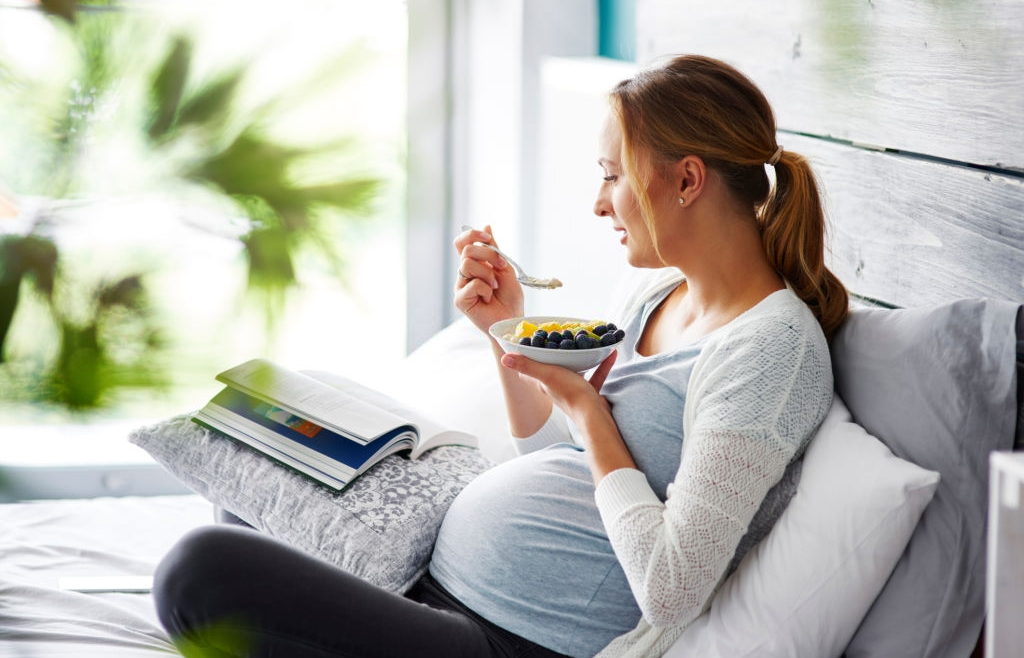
[0,494,214,658]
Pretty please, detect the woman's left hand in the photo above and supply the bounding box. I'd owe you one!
[499,350,617,417]
[499,350,636,482]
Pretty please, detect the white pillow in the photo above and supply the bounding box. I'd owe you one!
[664,395,940,658]
[371,318,515,464]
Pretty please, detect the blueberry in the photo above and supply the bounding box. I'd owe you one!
[533,329,548,340]
[548,331,562,343]
[576,334,596,349]
[593,324,608,336]
[606,323,617,332]
[559,338,576,350]
[545,340,560,349]
[531,334,546,347]
[599,332,617,347]
[613,329,625,342]
[519,336,532,346]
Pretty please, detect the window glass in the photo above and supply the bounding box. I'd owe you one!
[0,1,408,429]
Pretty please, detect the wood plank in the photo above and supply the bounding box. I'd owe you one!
[781,133,1024,307]
[636,0,1024,171]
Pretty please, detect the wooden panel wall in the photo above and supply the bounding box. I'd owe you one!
[637,0,1024,171]
[636,0,1024,306]
[788,134,1024,307]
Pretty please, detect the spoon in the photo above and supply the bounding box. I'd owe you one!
[460,225,563,290]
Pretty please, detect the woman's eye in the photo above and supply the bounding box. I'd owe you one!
[603,175,617,183]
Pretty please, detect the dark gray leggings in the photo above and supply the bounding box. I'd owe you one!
[154,524,571,658]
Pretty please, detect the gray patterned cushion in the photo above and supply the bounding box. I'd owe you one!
[129,414,493,593]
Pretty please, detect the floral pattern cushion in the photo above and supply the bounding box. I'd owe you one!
[130,414,493,593]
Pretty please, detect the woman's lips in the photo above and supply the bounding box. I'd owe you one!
[613,226,627,244]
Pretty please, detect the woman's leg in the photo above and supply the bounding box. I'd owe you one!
[154,525,496,658]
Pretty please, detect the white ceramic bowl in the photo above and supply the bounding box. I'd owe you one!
[489,316,623,373]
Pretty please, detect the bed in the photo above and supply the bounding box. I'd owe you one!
[3,1,1024,657]
[2,306,1022,658]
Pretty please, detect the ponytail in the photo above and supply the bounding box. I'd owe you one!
[760,150,849,340]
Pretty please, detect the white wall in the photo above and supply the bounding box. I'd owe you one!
[525,56,639,320]
[452,0,598,290]
[406,0,599,349]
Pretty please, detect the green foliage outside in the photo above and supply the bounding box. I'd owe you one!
[0,1,403,418]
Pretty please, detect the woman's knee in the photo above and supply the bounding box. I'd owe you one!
[154,525,246,624]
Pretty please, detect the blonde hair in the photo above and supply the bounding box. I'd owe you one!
[609,55,849,339]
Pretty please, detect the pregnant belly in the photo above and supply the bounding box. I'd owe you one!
[428,444,640,655]
[436,444,609,565]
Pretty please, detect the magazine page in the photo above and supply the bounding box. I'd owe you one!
[303,370,478,458]
[216,358,410,445]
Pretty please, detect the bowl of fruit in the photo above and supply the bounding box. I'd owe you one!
[489,316,626,373]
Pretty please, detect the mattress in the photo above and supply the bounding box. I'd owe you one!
[0,494,213,657]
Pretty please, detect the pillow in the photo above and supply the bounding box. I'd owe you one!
[130,415,492,594]
[832,299,1020,658]
[664,395,940,658]
[368,318,514,464]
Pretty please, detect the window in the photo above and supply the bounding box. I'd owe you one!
[0,1,408,431]
[598,0,636,62]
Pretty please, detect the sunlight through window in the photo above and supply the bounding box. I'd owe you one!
[0,1,409,432]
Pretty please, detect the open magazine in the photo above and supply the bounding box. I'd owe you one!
[191,358,478,491]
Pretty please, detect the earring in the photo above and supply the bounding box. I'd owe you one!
[678,197,685,205]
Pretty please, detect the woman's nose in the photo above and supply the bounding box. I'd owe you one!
[593,188,611,217]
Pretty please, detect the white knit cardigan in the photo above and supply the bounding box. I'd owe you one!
[589,268,833,658]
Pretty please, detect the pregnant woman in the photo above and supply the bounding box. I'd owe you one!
[154,54,847,658]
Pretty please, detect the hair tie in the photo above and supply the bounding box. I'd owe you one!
[767,145,784,166]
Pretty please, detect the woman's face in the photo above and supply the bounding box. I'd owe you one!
[593,112,674,268]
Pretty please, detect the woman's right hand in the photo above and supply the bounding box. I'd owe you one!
[453,225,524,334]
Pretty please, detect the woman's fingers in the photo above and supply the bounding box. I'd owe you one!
[457,243,508,280]
[454,225,493,250]
[452,224,525,328]
[456,254,500,289]
[501,351,617,391]
[500,353,563,392]
[454,273,494,308]
[587,350,618,392]
[454,226,507,275]
[500,352,614,413]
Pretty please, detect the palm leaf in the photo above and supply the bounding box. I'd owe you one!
[147,37,191,141]
[176,67,246,132]
[299,178,380,214]
[0,236,57,362]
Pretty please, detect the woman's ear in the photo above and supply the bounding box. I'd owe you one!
[676,155,707,205]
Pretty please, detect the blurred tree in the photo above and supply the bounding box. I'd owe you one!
[0,1,384,410]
